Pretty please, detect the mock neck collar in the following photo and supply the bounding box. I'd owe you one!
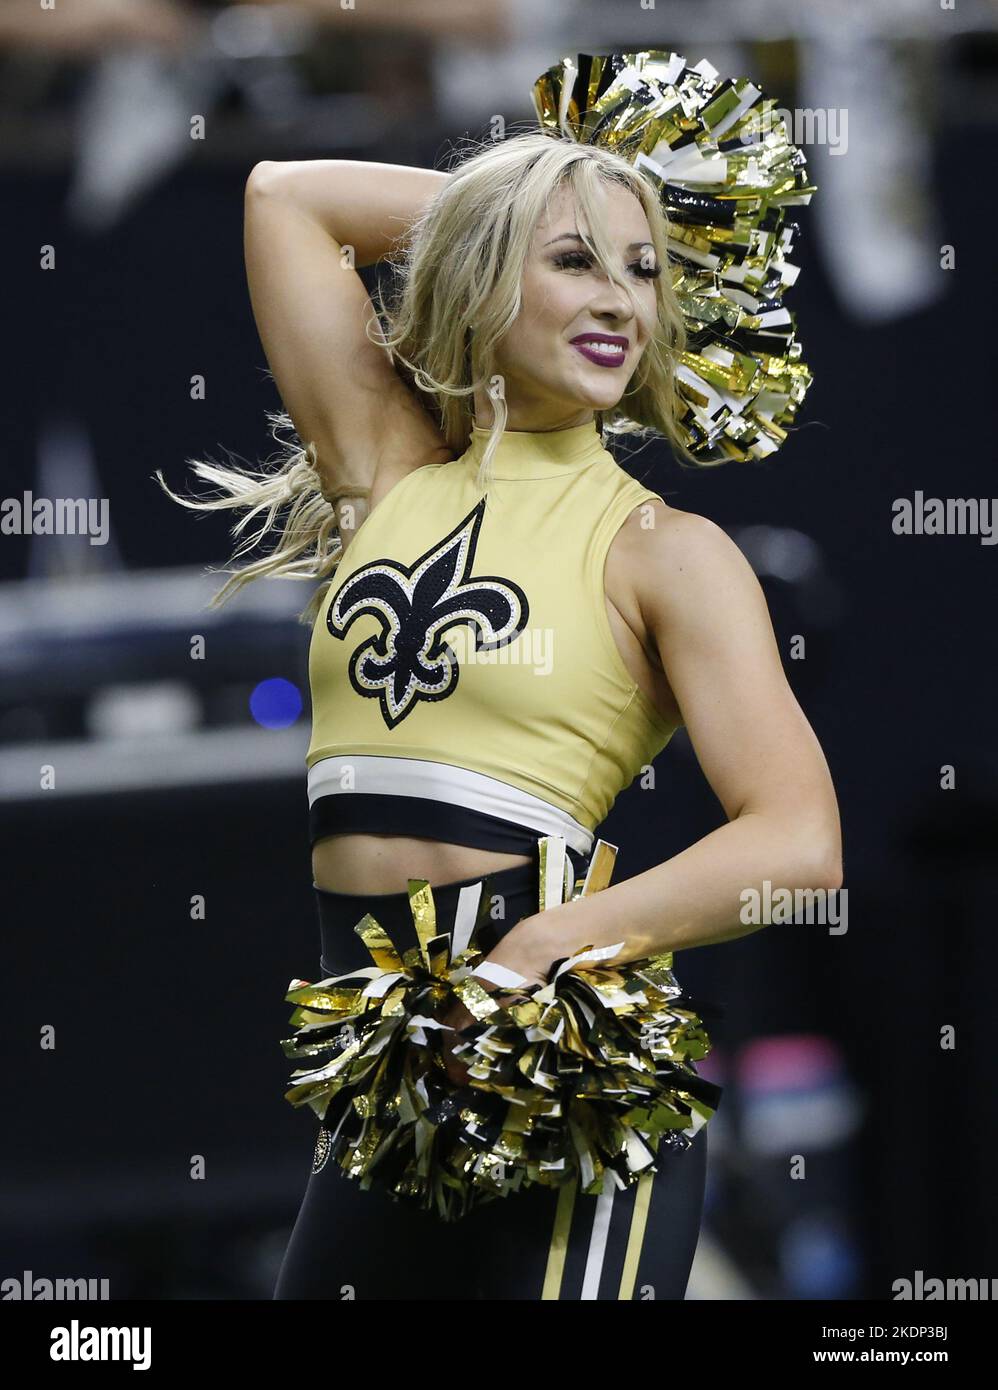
[462,419,608,480]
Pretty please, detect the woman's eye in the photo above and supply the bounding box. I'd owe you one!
[551,251,661,280]
[552,251,592,271]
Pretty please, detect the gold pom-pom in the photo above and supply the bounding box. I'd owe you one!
[281,836,722,1221]
[532,51,817,465]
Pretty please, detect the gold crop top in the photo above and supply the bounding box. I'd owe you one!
[305,420,676,861]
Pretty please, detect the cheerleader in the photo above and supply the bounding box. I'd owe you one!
[158,54,841,1299]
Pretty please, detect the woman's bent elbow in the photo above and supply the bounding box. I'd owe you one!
[789,834,842,892]
[814,850,844,892]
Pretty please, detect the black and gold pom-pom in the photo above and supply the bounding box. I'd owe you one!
[281,836,722,1222]
[532,51,817,466]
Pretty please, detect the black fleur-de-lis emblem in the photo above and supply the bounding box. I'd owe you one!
[325,497,529,729]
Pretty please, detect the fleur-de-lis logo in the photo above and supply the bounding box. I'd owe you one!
[325,497,529,729]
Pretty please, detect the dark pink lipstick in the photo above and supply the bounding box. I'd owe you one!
[569,332,629,368]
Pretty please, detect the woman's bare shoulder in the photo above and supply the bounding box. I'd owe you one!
[613,498,757,623]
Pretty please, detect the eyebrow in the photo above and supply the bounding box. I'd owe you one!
[543,232,655,252]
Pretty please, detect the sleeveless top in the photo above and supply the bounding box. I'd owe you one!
[305,419,677,860]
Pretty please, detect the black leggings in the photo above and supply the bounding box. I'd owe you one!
[274,855,708,1300]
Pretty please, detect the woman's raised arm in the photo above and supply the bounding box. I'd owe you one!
[243,160,452,547]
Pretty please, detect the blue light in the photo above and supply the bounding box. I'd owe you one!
[249,677,303,730]
[780,1213,861,1298]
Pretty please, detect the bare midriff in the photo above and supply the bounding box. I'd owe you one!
[311,833,533,896]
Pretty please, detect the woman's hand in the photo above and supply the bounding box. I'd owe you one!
[434,923,556,1087]
[435,995,484,1087]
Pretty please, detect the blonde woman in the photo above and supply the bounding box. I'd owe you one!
[159,129,841,1299]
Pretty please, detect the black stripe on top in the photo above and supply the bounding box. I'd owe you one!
[311,792,559,857]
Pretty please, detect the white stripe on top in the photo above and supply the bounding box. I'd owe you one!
[307,753,595,857]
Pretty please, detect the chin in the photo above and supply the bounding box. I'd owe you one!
[560,364,632,411]
[565,381,627,412]
[510,364,627,416]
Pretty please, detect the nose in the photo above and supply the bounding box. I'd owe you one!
[587,269,634,324]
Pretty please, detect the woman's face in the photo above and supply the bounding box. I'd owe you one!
[482,181,661,430]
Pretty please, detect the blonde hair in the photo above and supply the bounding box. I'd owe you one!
[155,127,693,624]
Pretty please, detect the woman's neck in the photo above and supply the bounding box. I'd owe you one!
[471,405,596,433]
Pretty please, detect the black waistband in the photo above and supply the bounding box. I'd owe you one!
[314,857,552,978]
[309,794,575,856]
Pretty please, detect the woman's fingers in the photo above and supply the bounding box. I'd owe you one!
[435,984,532,1086]
[435,999,472,1085]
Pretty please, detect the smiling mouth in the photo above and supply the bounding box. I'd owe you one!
[570,338,628,368]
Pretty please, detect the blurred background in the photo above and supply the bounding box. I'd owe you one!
[2,0,996,1300]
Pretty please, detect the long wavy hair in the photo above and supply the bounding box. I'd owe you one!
[155,128,694,625]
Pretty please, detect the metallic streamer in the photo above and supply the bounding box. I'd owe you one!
[281,835,723,1222]
[531,50,817,465]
